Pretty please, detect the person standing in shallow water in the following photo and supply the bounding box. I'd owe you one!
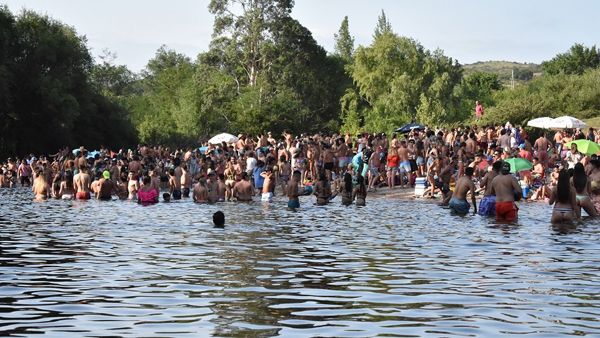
[314,172,334,206]
[287,170,306,210]
[340,173,353,206]
[479,160,502,216]
[353,175,367,207]
[491,162,522,222]
[449,167,477,215]
[549,169,580,224]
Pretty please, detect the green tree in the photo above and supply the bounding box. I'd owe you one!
[333,16,354,61]
[455,71,501,121]
[0,6,17,156]
[346,32,462,131]
[373,9,392,39]
[481,68,600,126]
[132,46,196,144]
[542,43,600,75]
[208,0,294,87]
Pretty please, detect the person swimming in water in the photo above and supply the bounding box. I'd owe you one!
[213,211,225,228]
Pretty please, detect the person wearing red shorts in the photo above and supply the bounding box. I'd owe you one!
[491,161,522,222]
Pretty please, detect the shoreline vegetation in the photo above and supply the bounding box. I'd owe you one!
[1,3,600,160]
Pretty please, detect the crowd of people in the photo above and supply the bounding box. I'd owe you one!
[1,124,600,224]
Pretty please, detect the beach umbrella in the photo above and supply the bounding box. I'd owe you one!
[395,122,426,134]
[504,158,533,173]
[547,116,586,129]
[564,139,600,155]
[526,117,553,129]
[208,133,238,145]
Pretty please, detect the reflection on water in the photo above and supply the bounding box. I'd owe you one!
[1,187,599,337]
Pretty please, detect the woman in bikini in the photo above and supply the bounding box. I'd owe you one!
[572,163,597,217]
[32,171,49,201]
[58,171,75,200]
[548,169,580,224]
[588,158,600,214]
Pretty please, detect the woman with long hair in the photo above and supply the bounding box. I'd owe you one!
[353,174,367,207]
[51,173,62,199]
[549,169,579,224]
[340,172,353,206]
[32,171,49,201]
[572,163,597,217]
[59,170,75,200]
[589,158,600,214]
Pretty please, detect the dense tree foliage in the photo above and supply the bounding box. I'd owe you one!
[342,31,463,132]
[334,16,354,61]
[0,6,135,159]
[542,43,600,75]
[480,68,600,126]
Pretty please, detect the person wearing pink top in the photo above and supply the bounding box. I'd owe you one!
[475,100,484,119]
[138,176,159,204]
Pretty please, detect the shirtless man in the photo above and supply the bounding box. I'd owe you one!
[287,170,304,210]
[169,168,182,200]
[18,160,32,187]
[478,160,502,216]
[96,171,115,201]
[181,164,192,198]
[322,144,335,180]
[534,132,551,166]
[233,172,254,202]
[206,170,219,203]
[449,167,477,215]
[397,141,410,188]
[217,174,226,202]
[491,161,522,222]
[336,139,349,170]
[465,133,478,158]
[128,155,142,176]
[554,130,563,154]
[261,167,275,202]
[74,164,91,200]
[193,178,208,203]
[278,155,291,194]
[368,147,381,191]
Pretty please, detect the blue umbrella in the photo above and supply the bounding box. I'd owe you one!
[395,122,426,134]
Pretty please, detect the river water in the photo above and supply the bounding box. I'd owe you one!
[1,187,599,337]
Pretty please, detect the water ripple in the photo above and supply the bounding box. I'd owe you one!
[1,187,599,337]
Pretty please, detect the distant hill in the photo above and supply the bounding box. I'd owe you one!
[463,61,542,84]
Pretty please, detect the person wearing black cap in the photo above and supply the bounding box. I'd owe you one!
[491,161,522,222]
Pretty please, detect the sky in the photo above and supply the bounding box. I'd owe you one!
[3,0,600,72]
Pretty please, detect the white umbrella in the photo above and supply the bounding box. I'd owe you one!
[547,116,587,129]
[208,133,238,144]
[526,117,553,129]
